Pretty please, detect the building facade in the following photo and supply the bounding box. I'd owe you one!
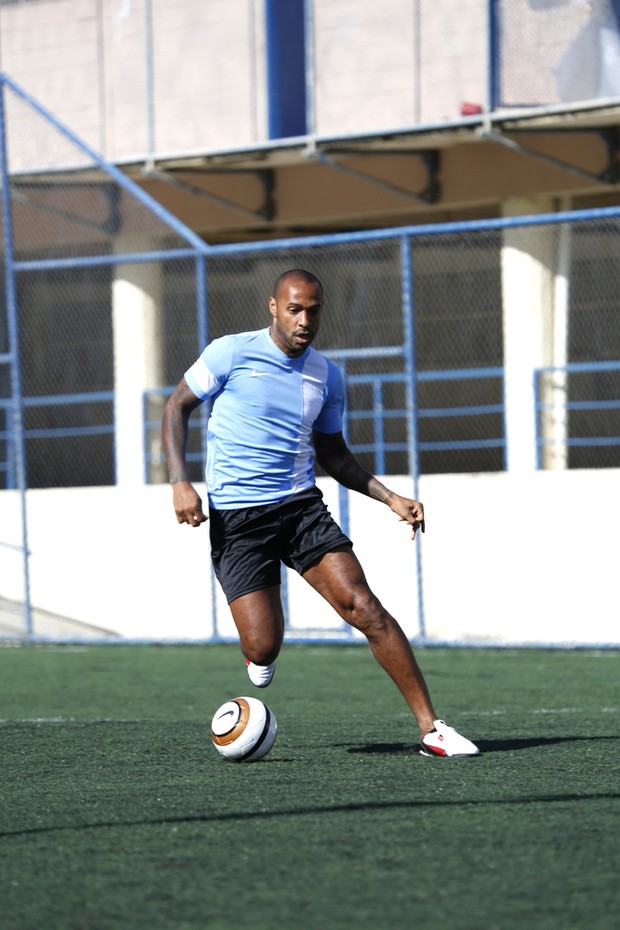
[1,0,620,242]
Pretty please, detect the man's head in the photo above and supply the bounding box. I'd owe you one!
[269,269,323,358]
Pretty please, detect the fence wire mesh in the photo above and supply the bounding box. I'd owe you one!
[498,0,620,107]
[0,76,205,491]
[5,212,620,489]
[1,74,620,645]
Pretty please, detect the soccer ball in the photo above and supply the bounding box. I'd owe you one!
[210,696,277,762]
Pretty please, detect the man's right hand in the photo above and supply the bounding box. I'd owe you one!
[171,480,208,527]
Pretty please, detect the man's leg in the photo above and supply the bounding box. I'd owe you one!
[302,548,437,739]
[229,586,285,667]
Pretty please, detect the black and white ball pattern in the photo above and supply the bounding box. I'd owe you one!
[210,696,277,762]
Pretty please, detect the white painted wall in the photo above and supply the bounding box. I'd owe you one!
[0,0,485,163]
[1,470,617,645]
[1,0,588,168]
[0,0,268,166]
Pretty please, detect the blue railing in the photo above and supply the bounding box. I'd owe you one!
[141,364,507,481]
[0,391,115,488]
[142,386,209,484]
[417,367,506,465]
[8,360,620,486]
[534,360,620,468]
[346,371,409,474]
[341,367,506,472]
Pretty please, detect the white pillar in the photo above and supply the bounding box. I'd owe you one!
[112,256,164,486]
[540,214,571,471]
[502,198,556,473]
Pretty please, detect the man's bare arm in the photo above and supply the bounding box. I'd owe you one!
[313,430,425,538]
[162,378,208,526]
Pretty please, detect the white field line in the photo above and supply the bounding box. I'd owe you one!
[0,717,145,725]
[3,706,618,726]
[533,707,618,714]
[451,707,617,717]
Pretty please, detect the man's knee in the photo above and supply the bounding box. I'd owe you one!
[348,586,387,634]
[230,588,284,663]
[245,644,280,665]
[237,625,280,663]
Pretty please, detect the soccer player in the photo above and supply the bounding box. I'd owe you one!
[162,269,479,757]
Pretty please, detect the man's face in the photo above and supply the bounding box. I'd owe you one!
[269,278,322,358]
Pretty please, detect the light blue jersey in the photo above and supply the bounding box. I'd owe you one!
[184,327,344,509]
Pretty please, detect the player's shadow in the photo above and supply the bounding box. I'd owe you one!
[344,734,618,755]
[5,787,620,841]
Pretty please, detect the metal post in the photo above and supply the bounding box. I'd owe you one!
[547,219,571,470]
[195,254,219,640]
[0,73,209,255]
[487,0,501,113]
[337,359,350,538]
[265,0,307,138]
[373,381,385,475]
[400,234,425,642]
[144,0,155,168]
[195,253,209,469]
[304,0,316,136]
[0,76,33,641]
[413,0,421,124]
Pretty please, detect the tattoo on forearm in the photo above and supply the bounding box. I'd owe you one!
[367,477,391,504]
[337,457,386,499]
[162,409,190,484]
[316,437,390,503]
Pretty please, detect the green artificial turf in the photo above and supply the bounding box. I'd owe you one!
[0,644,618,930]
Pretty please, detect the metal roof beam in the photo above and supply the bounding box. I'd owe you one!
[308,149,440,205]
[478,127,618,187]
[143,167,275,220]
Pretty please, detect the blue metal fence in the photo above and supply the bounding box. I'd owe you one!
[534,360,620,469]
[2,69,620,645]
[144,362,508,491]
[1,392,115,489]
[0,72,210,638]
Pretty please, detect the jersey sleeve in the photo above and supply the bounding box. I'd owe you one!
[313,360,345,434]
[184,335,234,399]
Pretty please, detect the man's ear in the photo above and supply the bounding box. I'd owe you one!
[268,296,277,318]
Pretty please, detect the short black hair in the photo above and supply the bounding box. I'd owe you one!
[272,269,323,300]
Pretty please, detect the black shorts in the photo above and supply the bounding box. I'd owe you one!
[209,486,353,604]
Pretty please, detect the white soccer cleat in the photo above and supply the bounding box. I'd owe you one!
[245,658,276,688]
[420,719,480,757]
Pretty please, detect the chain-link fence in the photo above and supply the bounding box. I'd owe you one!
[1,73,619,645]
[7,208,620,495]
[0,74,209,638]
[497,0,620,108]
[0,74,208,491]
[156,215,618,485]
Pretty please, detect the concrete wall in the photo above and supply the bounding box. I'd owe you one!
[1,0,596,168]
[0,0,495,158]
[0,0,268,166]
[313,0,487,132]
[1,0,487,164]
[1,470,617,645]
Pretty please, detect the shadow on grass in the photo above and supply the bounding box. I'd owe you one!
[3,787,619,840]
[345,734,619,755]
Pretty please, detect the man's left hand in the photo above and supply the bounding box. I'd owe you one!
[388,495,425,539]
